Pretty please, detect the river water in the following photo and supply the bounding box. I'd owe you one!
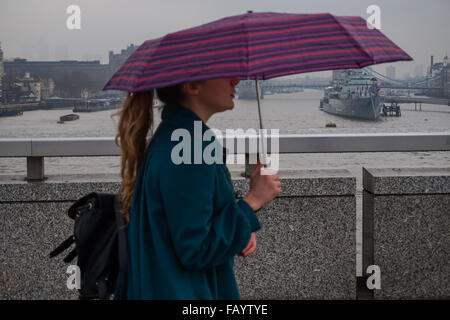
[1,90,448,176]
[1,89,449,276]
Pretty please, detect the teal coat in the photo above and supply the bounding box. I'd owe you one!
[125,103,261,300]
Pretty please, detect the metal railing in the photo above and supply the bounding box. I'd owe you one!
[0,132,449,180]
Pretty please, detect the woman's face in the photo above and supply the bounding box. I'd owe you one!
[197,77,240,113]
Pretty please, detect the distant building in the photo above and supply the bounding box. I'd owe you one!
[40,78,55,100]
[443,54,449,67]
[3,58,110,98]
[426,54,450,98]
[2,73,41,104]
[2,43,138,99]
[108,44,139,75]
[414,65,424,78]
[442,55,449,98]
[386,65,396,80]
[0,42,4,103]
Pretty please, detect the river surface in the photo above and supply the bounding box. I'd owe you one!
[1,89,449,276]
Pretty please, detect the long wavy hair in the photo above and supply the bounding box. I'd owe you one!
[112,84,184,222]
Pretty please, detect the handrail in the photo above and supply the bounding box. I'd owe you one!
[0,132,449,180]
[1,132,449,157]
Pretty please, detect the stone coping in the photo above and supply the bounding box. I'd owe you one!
[363,167,450,195]
[0,169,356,202]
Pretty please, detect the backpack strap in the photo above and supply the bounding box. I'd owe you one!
[114,195,128,300]
[50,194,96,258]
[49,235,76,258]
[67,192,98,219]
[63,248,78,263]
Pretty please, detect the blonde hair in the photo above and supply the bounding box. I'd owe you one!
[112,84,184,222]
[112,91,154,222]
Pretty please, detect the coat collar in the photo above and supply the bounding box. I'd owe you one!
[157,102,228,161]
[162,102,201,122]
[161,102,211,133]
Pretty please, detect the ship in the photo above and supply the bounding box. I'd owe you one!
[319,69,382,120]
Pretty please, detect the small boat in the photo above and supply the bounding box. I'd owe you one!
[325,121,337,128]
[59,113,79,122]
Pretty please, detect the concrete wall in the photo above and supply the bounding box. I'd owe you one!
[0,174,120,300]
[233,169,356,299]
[362,167,450,299]
[0,169,356,299]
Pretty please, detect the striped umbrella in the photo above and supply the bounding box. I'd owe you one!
[104,11,412,92]
[104,11,412,166]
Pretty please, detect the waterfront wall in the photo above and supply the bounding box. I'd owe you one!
[0,169,356,299]
[2,167,449,300]
[233,169,356,299]
[362,167,450,299]
[0,174,120,300]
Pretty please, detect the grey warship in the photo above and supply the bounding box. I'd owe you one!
[320,69,382,120]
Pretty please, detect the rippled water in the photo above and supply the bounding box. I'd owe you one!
[1,89,449,276]
[1,89,448,176]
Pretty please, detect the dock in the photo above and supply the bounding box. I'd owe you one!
[382,95,449,106]
[381,96,450,112]
[0,102,41,116]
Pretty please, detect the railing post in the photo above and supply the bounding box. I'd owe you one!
[27,156,45,181]
[244,153,259,178]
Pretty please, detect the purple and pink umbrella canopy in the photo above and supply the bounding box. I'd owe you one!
[104,12,412,92]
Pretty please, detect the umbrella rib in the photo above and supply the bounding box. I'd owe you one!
[329,15,374,66]
[244,15,250,76]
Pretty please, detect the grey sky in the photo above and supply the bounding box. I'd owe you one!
[1,0,449,77]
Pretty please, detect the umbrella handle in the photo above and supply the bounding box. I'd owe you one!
[254,78,269,169]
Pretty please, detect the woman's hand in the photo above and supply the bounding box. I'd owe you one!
[239,232,256,257]
[243,159,281,211]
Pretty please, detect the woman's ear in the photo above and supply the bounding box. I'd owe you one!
[182,81,203,96]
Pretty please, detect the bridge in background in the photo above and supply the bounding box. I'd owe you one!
[236,68,447,105]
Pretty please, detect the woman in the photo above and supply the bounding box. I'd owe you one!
[113,77,281,299]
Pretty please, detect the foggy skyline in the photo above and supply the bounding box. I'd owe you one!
[1,0,449,78]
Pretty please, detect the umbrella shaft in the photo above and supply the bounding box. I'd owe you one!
[255,78,267,167]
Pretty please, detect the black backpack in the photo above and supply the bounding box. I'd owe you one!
[49,192,128,300]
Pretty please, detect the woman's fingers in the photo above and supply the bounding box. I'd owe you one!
[242,242,254,256]
[241,246,254,257]
[241,240,252,255]
[240,233,256,257]
[240,243,252,256]
[250,161,264,178]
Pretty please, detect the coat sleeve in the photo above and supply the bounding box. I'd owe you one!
[158,153,261,271]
